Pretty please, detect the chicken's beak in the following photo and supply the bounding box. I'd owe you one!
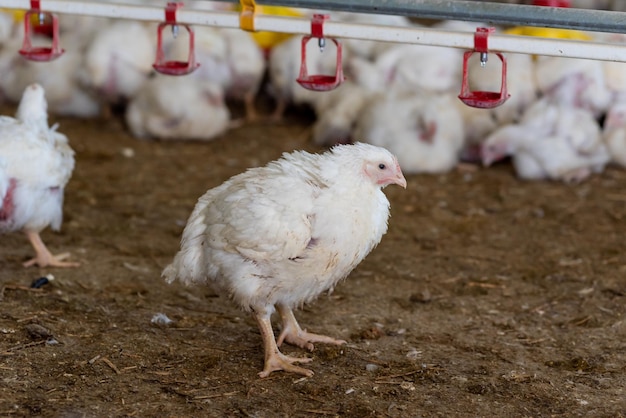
[391,160,407,188]
[394,172,407,189]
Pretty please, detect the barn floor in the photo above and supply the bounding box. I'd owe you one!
[1,99,625,418]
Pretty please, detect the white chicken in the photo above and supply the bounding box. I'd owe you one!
[165,25,230,87]
[468,52,538,125]
[162,143,406,377]
[602,100,626,167]
[591,33,626,103]
[166,26,265,120]
[482,99,609,182]
[0,84,77,267]
[453,100,499,163]
[353,92,465,174]
[82,20,155,111]
[268,34,342,119]
[454,52,537,162]
[348,20,481,97]
[125,74,230,141]
[349,42,464,95]
[0,33,101,118]
[535,55,612,118]
[219,28,266,120]
[310,80,373,146]
[59,13,111,50]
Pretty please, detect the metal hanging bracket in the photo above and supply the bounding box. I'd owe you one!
[296,14,344,92]
[18,0,64,62]
[458,27,510,109]
[153,2,199,76]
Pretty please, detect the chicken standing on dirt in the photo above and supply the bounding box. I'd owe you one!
[163,143,406,377]
[0,84,77,267]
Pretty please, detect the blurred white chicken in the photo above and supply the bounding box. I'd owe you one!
[310,80,373,146]
[482,99,609,182]
[0,84,77,267]
[353,92,465,173]
[602,100,626,167]
[349,42,464,95]
[535,56,612,118]
[591,33,626,103]
[165,25,230,87]
[59,13,111,50]
[268,34,342,120]
[220,28,266,120]
[468,52,538,125]
[125,74,230,141]
[82,20,155,113]
[454,52,537,162]
[0,33,101,118]
[454,100,499,163]
[163,143,406,377]
[166,26,265,120]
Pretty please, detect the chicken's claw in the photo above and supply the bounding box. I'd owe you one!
[276,303,346,351]
[23,252,79,268]
[259,351,313,378]
[277,328,346,352]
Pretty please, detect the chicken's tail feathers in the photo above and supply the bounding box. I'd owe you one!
[163,191,215,285]
[162,246,207,285]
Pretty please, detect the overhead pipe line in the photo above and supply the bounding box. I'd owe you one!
[2,0,626,63]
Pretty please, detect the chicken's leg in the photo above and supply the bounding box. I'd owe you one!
[253,309,313,378]
[271,97,287,122]
[23,230,79,268]
[244,91,258,122]
[276,303,346,351]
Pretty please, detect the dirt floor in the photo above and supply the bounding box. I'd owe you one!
[1,97,625,418]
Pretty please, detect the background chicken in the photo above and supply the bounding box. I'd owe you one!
[0,83,77,267]
[602,100,626,167]
[82,20,155,115]
[354,92,465,174]
[125,74,230,141]
[0,33,101,118]
[350,41,464,96]
[310,80,373,146]
[468,52,538,125]
[482,99,609,182]
[535,56,612,118]
[268,34,341,120]
[163,143,406,377]
[166,26,265,121]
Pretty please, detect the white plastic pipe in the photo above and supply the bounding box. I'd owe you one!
[2,0,626,62]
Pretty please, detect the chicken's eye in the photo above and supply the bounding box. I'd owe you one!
[378,163,386,170]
